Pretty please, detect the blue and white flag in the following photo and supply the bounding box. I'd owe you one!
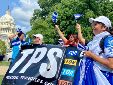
[58,38,64,45]
[24,34,32,45]
[27,38,32,45]
[74,58,97,85]
[77,43,89,51]
[16,28,23,33]
[74,14,83,20]
[52,11,58,24]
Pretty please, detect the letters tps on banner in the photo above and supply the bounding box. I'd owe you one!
[2,45,84,85]
[2,44,65,85]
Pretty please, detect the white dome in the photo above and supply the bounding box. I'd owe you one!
[0,9,16,50]
[0,12,14,23]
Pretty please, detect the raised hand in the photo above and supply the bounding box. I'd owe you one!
[76,23,81,31]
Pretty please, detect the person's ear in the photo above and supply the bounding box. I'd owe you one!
[104,26,108,31]
[102,26,107,31]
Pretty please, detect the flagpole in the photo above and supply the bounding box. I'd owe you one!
[8,0,9,10]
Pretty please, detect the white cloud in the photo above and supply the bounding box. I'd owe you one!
[11,0,40,33]
[16,25,31,33]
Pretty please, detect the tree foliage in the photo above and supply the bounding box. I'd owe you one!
[0,40,7,55]
[29,0,113,44]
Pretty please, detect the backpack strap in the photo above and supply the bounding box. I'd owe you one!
[99,35,112,54]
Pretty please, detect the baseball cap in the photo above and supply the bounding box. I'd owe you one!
[33,34,43,40]
[89,16,111,28]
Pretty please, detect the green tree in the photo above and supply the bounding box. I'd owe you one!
[28,18,56,43]
[0,40,7,55]
[29,0,113,44]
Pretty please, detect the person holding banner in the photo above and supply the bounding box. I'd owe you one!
[55,25,79,47]
[9,32,26,63]
[33,34,43,44]
[75,16,113,85]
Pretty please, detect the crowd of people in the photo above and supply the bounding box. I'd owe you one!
[8,15,113,85]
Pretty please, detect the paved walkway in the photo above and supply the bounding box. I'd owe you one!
[0,66,9,75]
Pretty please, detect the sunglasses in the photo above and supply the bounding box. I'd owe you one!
[33,36,40,40]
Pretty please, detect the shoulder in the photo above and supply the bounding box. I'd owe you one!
[104,35,113,47]
[21,41,29,45]
[12,37,19,42]
[11,37,21,46]
[105,35,113,40]
[103,35,113,58]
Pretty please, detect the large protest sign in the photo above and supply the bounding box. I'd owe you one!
[2,44,65,85]
[2,45,83,85]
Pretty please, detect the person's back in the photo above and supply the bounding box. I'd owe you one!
[11,37,20,62]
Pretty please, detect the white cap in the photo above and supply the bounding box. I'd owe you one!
[89,16,111,28]
[33,34,43,40]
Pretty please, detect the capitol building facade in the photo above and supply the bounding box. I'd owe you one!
[0,9,16,49]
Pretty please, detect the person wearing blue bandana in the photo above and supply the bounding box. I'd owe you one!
[75,16,113,85]
[9,32,26,63]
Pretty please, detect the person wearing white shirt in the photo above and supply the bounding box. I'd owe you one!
[75,16,113,85]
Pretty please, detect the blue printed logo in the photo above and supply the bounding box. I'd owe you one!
[61,68,75,77]
[67,50,78,57]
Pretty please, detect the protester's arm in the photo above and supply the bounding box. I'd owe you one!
[84,51,113,69]
[76,23,85,45]
[9,34,16,40]
[55,25,68,43]
[84,36,113,69]
[9,33,18,40]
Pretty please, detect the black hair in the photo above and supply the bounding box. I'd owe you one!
[93,21,106,28]
[107,27,113,35]
[98,22,113,35]
[18,32,24,37]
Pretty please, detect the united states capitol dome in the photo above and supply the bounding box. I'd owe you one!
[0,9,16,49]
[0,9,16,34]
[0,11,14,23]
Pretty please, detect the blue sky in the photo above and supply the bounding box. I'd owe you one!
[0,0,40,33]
